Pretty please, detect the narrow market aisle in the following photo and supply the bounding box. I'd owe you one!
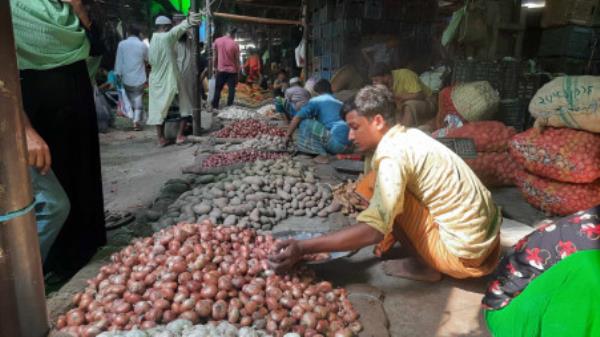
[99,127,196,212]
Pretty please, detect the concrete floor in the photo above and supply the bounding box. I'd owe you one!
[48,121,539,337]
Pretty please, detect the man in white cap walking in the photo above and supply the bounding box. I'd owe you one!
[147,13,201,146]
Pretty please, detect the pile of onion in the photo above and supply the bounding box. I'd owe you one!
[56,221,361,337]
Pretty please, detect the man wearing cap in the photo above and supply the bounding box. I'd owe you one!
[212,27,241,109]
[147,13,201,146]
[283,77,310,118]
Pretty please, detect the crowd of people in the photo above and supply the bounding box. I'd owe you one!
[7,2,600,336]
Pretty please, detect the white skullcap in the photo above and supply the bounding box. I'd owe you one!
[289,77,301,85]
[155,16,173,25]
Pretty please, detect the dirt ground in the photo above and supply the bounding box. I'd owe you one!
[48,117,539,337]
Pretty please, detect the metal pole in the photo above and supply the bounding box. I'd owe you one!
[206,0,213,79]
[191,0,202,135]
[0,3,50,337]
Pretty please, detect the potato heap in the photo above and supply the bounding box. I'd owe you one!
[56,222,361,337]
[158,159,341,231]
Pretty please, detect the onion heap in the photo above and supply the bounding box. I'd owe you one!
[213,120,286,139]
[202,150,289,169]
[56,221,362,337]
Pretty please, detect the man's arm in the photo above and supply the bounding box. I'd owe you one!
[21,110,52,175]
[269,223,383,272]
[285,116,302,141]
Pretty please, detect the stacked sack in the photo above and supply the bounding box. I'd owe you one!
[510,76,600,215]
[510,128,600,215]
[435,121,522,187]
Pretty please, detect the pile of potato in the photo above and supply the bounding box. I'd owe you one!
[157,159,341,231]
[56,222,361,337]
[213,120,286,139]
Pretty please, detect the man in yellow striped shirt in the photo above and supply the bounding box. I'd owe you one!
[270,85,501,282]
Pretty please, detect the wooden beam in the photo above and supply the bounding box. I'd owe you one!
[232,1,302,11]
[214,12,302,25]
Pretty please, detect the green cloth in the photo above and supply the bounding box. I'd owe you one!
[442,5,466,47]
[485,250,600,337]
[10,0,90,70]
[147,20,193,125]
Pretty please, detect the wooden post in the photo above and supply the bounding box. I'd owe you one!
[206,0,213,79]
[0,3,49,337]
[191,0,202,135]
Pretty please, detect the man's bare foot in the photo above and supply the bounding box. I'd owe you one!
[382,258,442,282]
[158,137,171,147]
[176,135,186,145]
[313,155,329,164]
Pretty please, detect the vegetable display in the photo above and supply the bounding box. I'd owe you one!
[213,120,286,139]
[509,127,600,184]
[202,150,289,169]
[157,159,340,231]
[56,222,362,337]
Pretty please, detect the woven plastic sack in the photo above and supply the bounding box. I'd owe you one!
[515,171,600,216]
[451,81,500,122]
[529,76,600,133]
[509,127,600,183]
[437,121,516,152]
[465,152,522,187]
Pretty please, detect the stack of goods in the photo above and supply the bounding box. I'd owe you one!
[435,121,522,187]
[332,178,368,218]
[509,127,600,215]
[55,222,361,337]
[230,83,270,107]
[213,120,286,139]
[157,159,341,231]
[202,150,289,169]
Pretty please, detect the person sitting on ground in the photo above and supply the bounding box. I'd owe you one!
[115,25,148,131]
[271,85,501,282]
[284,79,351,164]
[482,205,600,337]
[283,77,311,119]
[273,69,289,97]
[147,14,201,147]
[369,63,435,127]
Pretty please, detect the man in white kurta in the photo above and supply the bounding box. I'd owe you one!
[147,14,200,146]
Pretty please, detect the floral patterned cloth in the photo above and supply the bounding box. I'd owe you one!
[482,205,600,310]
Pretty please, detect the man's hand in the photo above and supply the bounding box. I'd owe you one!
[62,0,91,29]
[268,239,303,273]
[25,126,51,175]
[187,12,202,26]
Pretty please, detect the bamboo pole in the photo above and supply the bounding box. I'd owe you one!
[0,2,49,337]
[191,0,202,135]
[214,12,302,26]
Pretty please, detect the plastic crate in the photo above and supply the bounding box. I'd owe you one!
[322,39,333,54]
[364,0,383,19]
[313,57,321,71]
[497,99,528,131]
[321,70,332,80]
[312,25,321,39]
[322,22,333,38]
[321,55,332,69]
[332,54,342,69]
[538,25,600,59]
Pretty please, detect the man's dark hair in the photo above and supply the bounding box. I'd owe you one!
[354,85,396,125]
[199,42,205,49]
[368,62,392,78]
[341,96,357,120]
[128,25,141,37]
[277,69,288,76]
[314,79,333,95]
[228,27,238,36]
